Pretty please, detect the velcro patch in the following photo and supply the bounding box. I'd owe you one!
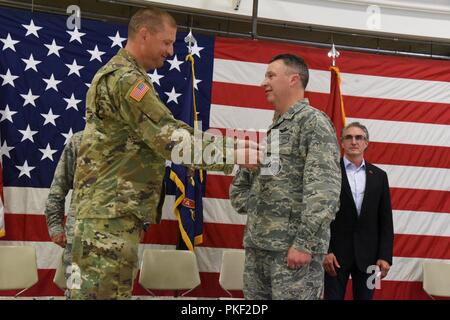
[129,81,150,102]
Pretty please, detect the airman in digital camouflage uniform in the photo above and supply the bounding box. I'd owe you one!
[45,131,82,297]
[230,54,341,300]
[69,7,252,300]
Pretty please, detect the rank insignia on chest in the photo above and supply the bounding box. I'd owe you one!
[130,81,150,102]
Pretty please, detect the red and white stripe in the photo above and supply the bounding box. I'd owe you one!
[1,36,449,299]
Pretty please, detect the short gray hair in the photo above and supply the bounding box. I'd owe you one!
[269,53,309,89]
[341,122,369,141]
[128,7,176,37]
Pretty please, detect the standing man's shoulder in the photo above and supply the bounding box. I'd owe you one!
[116,69,153,98]
[98,51,147,95]
[296,102,338,140]
[366,162,388,177]
[297,101,332,125]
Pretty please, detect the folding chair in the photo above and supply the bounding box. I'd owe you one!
[219,250,245,298]
[0,246,38,297]
[422,261,450,299]
[138,249,201,297]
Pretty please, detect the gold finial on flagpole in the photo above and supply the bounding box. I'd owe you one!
[328,43,340,67]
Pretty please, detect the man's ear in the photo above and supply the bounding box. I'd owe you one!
[290,73,301,88]
[137,27,148,40]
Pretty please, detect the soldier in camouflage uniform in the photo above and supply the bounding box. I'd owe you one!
[230,54,341,300]
[69,7,251,300]
[45,131,83,296]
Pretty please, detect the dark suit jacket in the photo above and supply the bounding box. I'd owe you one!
[328,159,394,272]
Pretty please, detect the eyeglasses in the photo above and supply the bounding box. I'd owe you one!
[343,134,367,142]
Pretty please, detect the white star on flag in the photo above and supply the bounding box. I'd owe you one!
[0,69,19,87]
[0,105,17,123]
[189,42,204,58]
[18,125,38,142]
[39,143,58,161]
[20,89,40,107]
[67,27,86,43]
[22,19,42,37]
[167,55,184,72]
[61,129,74,145]
[40,108,60,126]
[109,31,126,48]
[44,39,64,57]
[22,53,42,72]
[194,78,202,90]
[65,59,84,77]
[43,74,62,91]
[16,160,35,178]
[87,45,106,62]
[164,87,182,104]
[64,93,81,110]
[148,69,164,86]
[0,140,14,160]
[0,33,19,52]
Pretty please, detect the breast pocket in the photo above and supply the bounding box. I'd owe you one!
[278,128,293,156]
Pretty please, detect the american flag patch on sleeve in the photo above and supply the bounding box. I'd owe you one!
[129,81,150,102]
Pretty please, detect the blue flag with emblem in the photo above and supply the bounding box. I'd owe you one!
[166,49,205,251]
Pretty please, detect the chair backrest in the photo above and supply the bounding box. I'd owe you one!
[138,249,200,294]
[422,261,450,298]
[53,255,67,290]
[0,246,38,294]
[219,250,245,292]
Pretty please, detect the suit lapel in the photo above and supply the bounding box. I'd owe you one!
[359,162,374,218]
[341,159,358,214]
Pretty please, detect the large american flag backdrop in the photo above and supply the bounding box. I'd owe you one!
[0,6,449,299]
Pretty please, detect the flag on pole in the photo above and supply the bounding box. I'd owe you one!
[325,66,346,140]
[167,52,205,251]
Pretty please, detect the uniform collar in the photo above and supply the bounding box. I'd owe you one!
[283,98,309,120]
[270,98,309,129]
[117,48,148,76]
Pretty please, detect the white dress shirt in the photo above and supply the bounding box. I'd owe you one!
[343,156,366,216]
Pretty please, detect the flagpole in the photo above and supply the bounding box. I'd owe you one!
[326,42,346,147]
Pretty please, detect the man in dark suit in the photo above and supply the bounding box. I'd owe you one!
[323,121,394,300]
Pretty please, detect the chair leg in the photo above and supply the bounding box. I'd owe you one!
[223,289,233,298]
[14,287,30,298]
[144,288,156,297]
[426,292,436,300]
[180,286,198,297]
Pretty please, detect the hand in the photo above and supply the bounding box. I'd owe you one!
[51,232,67,248]
[323,253,341,276]
[286,247,312,269]
[376,259,390,279]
